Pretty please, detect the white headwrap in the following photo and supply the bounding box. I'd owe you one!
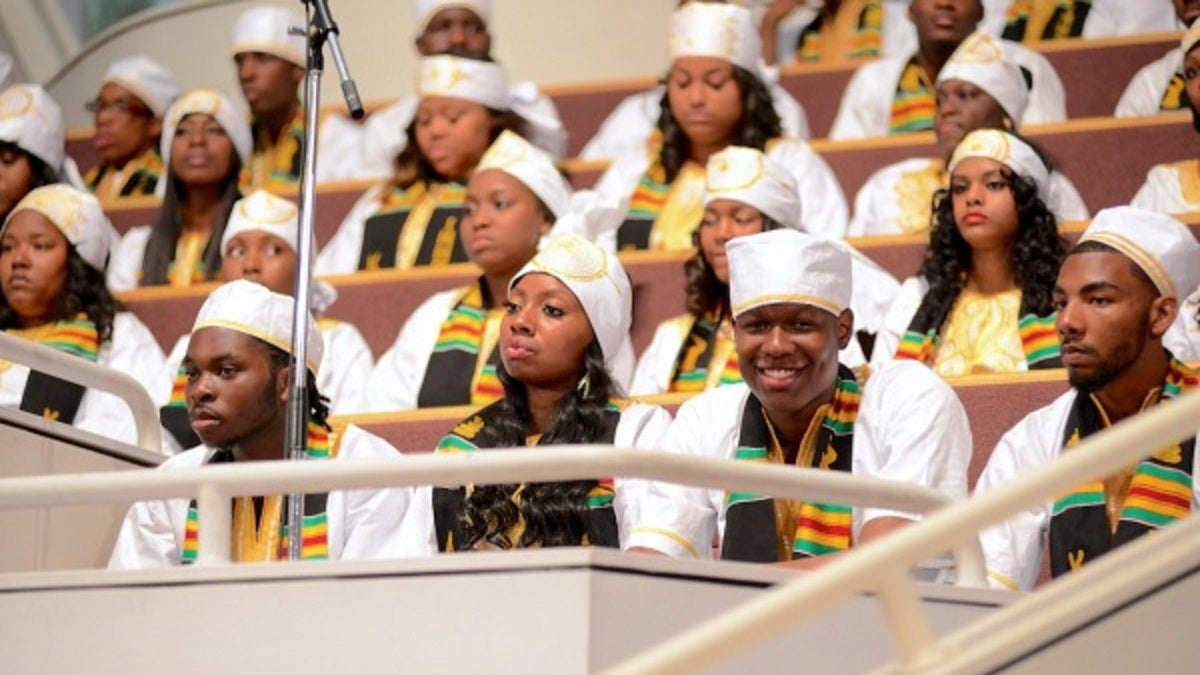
[727,228,851,319]
[2,184,113,272]
[413,0,493,33]
[221,189,299,254]
[948,129,1049,199]
[937,31,1028,128]
[231,5,306,67]
[1077,207,1200,300]
[704,146,801,230]
[417,54,509,110]
[510,233,632,369]
[0,84,65,173]
[160,88,253,168]
[101,55,182,118]
[193,279,323,374]
[669,2,763,78]
[474,130,570,217]
[1183,20,1200,55]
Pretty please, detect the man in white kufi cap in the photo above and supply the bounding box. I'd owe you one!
[849,30,1087,236]
[154,190,374,454]
[630,146,898,395]
[1131,22,1200,216]
[85,55,181,202]
[109,279,436,569]
[579,2,812,164]
[626,228,970,566]
[231,5,307,191]
[362,131,637,414]
[977,206,1200,592]
[318,0,564,182]
[0,184,165,448]
[829,1,1065,141]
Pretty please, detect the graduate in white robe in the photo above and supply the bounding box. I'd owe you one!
[0,184,165,448]
[625,229,970,564]
[109,281,436,569]
[1131,24,1200,216]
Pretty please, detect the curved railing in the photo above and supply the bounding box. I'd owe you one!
[604,387,1200,674]
[0,331,161,453]
[0,446,984,582]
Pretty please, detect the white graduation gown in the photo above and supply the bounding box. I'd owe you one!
[1115,48,1181,119]
[1131,160,1200,215]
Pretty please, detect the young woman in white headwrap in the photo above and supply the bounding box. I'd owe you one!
[593,2,848,250]
[0,184,165,447]
[106,88,252,292]
[630,145,896,396]
[314,55,560,276]
[431,233,671,552]
[0,84,68,223]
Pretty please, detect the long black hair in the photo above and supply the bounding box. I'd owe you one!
[0,248,121,345]
[911,165,1066,329]
[140,166,241,286]
[657,64,781,184]
[459,340,617,549]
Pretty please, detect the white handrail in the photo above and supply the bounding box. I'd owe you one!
[604,388,1200,675]
[0,446,984,580]
[0,331,161,453]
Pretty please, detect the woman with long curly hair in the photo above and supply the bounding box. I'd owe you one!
[315,54,547,275]
[432,234,671,552]
[106,88,250,292]
[0,184,164,445]
[876,128,1067,375]
[593,2,847,251]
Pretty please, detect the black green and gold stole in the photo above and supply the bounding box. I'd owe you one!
[160,362,201,451]
[357,181,468,270]
[894,287,1061,368]
[722,365,862,562]
[181,419,334,563]
[14,317,101,425]
[889,56,936,135]
[416,280,504,408]
[1048,357,1198,578]
[1002,1,1092,43]
[794,0,883,63]
[620,157,671,251]
[240,112,304,190]
[669,310,742,393]
[84,147,164,199]
[1160,68,1186,113]
[431,399,625,552]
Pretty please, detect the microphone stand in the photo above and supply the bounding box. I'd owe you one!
[286,0,363,561]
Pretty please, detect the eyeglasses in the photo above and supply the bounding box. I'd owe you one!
[85,98,152,118]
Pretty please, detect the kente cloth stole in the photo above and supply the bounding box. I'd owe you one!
[241,113,304,190]
[794,0,882,63]
[165,231,211,287]
[889,57,936,135]
[417,280,504,408]
[181,419,335,564]
[620,159,706,251]
[161,363,200,451]
[84,148,164,200]
[669,311,742,393]
[894,286,1061,368]
[357,181,467,270]
[1049,358,1198,578]
[1002,1,1091,43]
[1161,68,1186,112]
[721,364,863,562]
[431,399,626,552]
[12,317,100,425]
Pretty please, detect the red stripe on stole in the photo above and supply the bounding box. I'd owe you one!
[301,534,327,547]
[795,515,851,538]
[1127,485,1191,511]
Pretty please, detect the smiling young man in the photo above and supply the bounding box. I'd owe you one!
[625,228,970,566]
[230,5,307,192]
[109,280,434,568]
[977,206,1200,591]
